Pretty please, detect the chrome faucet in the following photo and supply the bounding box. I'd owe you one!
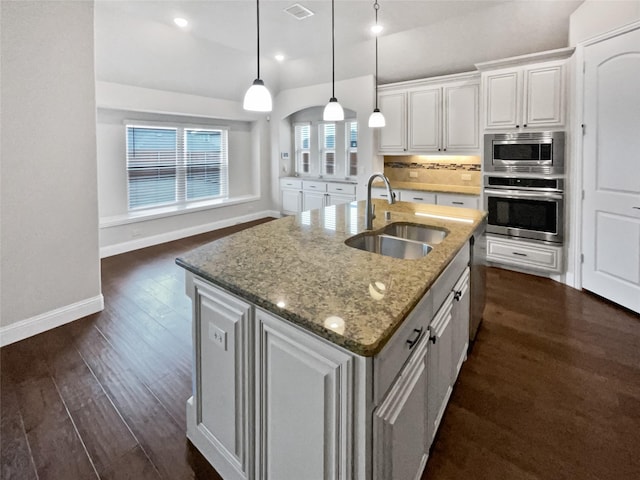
[365,173,395,230]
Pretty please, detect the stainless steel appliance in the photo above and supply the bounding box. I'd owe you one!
[484,131,565,174]
[484,176,564,244]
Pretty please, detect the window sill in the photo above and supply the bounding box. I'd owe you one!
[99,194,260,228]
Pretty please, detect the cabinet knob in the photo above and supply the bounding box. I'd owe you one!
[438,148,441,151]
[523,124,527,128]
[443,148,447,151]
[516,125,520,128]
[406,328,423,349]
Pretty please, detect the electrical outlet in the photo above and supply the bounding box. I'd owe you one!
[409,171,418,178]
[208,322,227,350]
[461,173,472,181]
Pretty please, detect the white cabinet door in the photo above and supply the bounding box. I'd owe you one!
[427,294,454,443]
[378,91,407,152]
[189,278,253,480]
[582,26,640,314]
[255,310,354,480]
[408,88,441,152]
[451,268,470,379]
[484,70,520,130]
[281,189,301,214]
[373,334,429,480]
[303,191,327,211]
[444,82,480,151]
[436,193,480,209]
[327,193,355,206]
[523,64,564,128]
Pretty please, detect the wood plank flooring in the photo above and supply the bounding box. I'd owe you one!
[2,220,639,479]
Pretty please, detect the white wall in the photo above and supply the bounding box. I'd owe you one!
[0,1,102,342]
[95,82,274,256]
[569,0,640,45]
[271,76,380,206]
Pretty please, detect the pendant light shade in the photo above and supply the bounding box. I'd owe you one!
[368,108,386,128]
[323,0,344,121]
[243,79,272,112]
[369,0,385,128]
[244,0,272,112]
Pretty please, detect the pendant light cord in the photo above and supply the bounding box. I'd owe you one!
[256,0,261,79]
[331,0,336,98]
[374,0,380,109]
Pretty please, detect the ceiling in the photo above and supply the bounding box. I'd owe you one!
[95,0,584,101]
[97,0,512,62]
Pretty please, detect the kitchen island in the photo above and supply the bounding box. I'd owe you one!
[177,199,486,480]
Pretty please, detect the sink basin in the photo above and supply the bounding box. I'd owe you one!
[382,222,448,245]
[345,233,432,260]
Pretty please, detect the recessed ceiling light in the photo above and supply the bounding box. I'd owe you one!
[275,54,285,62]
[371,24,383,35]
[174,17,188,28]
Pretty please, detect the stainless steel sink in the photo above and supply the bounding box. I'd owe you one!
[345,233,432,260]
[382,222,448,245]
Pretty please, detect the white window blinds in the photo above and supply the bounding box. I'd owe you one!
[295,123,311,174]
[126,124,228,210]
[346,121,358,177]
[320,123,336,176]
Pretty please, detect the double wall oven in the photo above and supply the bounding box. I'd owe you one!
[484,132,565,244]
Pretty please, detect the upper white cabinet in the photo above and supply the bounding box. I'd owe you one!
[378,72,480,154]
[477,48,574,131]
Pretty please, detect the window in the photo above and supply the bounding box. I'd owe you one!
[294,123,311,175]
[320,122,336,176]
[126,124,228,210]
[346,121,358,177]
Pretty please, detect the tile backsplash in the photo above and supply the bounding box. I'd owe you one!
[383,155,481,187]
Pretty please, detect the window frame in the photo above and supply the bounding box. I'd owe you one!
[125,122,229,212]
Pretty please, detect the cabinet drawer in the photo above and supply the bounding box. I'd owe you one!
[280,178,302,189]
[400,190,436,204]
[327,183,356,195]
[371,187,396,201]
[373,290,433,405]
[302,180,327,192]
[486,236,563,272]
[436,193,479,209]
[430,242,470,311]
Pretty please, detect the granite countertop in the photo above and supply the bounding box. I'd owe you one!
[373,180,481,196]
[176,200,486,357]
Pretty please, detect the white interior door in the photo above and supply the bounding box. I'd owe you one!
[582,26,640,314]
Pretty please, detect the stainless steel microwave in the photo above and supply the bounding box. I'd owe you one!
[484,131,565,174]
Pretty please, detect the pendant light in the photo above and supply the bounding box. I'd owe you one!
[243,0,272,112]
[368,0,385,128]
[323,0,344,121]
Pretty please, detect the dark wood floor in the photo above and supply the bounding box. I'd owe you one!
[2,219,639,479]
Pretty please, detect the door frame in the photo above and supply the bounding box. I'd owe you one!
[570,20,640,290]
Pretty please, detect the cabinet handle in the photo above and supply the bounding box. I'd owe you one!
[454,290,462,301]
[438,148,441,151]
[429,334,437,344]
[523,124,528,128]
[512,252,528,257]
[336,188,343,191]
[406,328,423,349]
[516,125,520,128]
[633,207,640,210]
[443,148,447,151]
[452,201,464,205]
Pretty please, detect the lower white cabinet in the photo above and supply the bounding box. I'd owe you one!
[373,332,430,480]
[280,178,356,214]
[436,193,480,209]
[303,190,327,211]
[184,243,472,480]
[486,234,563,273]
[186,277,253,480]
[255,309,354,480]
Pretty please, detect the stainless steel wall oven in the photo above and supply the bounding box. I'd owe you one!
[484,176,564,244]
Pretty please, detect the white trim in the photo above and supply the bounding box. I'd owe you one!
[379,70,479,90]
[100,194,260,228]
[100,210,282,258]
[579,20,640,47]
[474,47,575,71]
[0,295,104,347]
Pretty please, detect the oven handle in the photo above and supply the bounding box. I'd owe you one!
[484,188,564,200]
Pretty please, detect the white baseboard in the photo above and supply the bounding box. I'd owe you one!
[100,210,282,258]
[0,294,104,347]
